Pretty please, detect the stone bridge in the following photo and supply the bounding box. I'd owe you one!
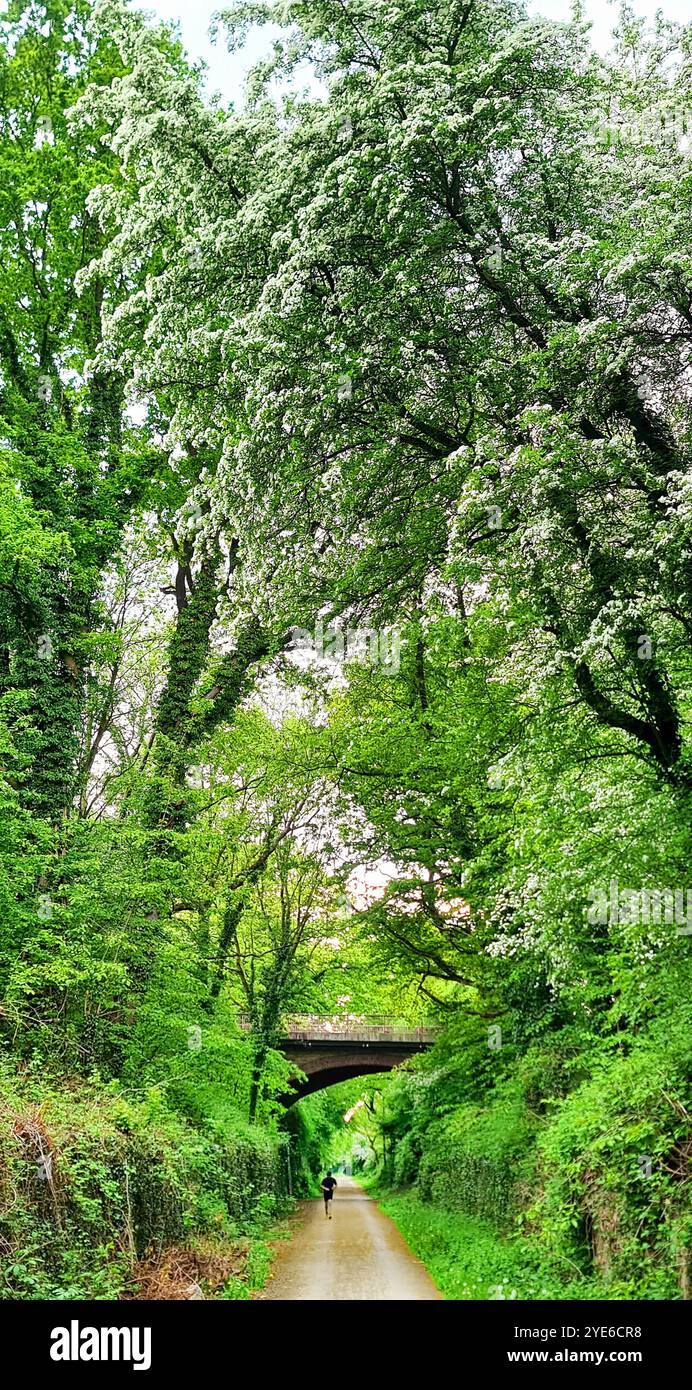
[270,1015,437,1105]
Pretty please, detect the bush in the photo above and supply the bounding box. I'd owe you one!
[0,1061,291,1299]
[416,1083,537,1227]
[532,1016,692,1298]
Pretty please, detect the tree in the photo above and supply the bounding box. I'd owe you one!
[80,0,692,792]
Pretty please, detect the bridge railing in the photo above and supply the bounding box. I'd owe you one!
[237,1013,437,1044]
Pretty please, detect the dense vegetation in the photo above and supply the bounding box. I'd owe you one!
[0,0,690,1299]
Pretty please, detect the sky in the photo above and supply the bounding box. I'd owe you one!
[142,0,691,105]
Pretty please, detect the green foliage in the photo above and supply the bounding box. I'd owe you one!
[0,0,690,1305]
[532,1013,692,1297]
[0,1061,291,1299]
[416,1086,536,1227]
[360,996,690,1298]
[377,1191,605,1302]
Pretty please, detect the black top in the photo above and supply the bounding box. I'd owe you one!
[322,1175,337,1192]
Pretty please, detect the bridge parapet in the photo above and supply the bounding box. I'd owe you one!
[238,1013,437,1045]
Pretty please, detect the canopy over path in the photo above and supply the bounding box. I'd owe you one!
[239,1015,437,1104]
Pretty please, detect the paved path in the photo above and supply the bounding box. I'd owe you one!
[263,1177,442,1301]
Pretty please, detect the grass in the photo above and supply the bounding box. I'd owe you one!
[375,1189,608,1301]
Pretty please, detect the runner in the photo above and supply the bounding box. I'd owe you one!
[321,1169,337,1219]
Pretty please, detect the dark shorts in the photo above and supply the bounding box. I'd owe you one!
[323,1190,333,1201]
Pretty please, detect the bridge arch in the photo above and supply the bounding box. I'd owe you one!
[272,1017,436,1106]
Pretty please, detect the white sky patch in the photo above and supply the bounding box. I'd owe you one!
[347,860,402,910]
[527,0,690,54]
[126,400,147,426]
[141,0,691,107]
[137,1,323,104]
